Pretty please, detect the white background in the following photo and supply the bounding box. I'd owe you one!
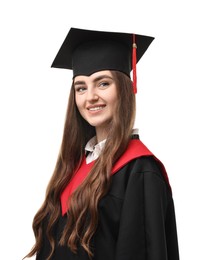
[0,0,205,259]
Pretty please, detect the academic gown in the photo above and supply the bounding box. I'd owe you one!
[36,139,179,260]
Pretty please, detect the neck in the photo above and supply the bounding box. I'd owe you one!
[95,127,108,143]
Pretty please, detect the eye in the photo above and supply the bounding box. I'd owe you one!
[75,86,87,93]
[99,81,110,88]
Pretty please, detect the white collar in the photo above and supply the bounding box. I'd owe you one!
[85,128,139,164]
[85,136,107,153]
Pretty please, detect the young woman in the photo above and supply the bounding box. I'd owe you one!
[25,27,179,260]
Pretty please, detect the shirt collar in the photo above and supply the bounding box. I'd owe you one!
[85,128,139,154]
[85,136,107,153]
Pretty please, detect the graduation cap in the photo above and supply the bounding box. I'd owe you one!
[51,27,154,93]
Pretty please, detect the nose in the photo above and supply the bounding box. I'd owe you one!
[86,87,99,102]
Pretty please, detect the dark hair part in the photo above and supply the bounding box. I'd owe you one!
[25,71,136,259]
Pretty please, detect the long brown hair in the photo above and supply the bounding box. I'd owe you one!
[25,71,136,259]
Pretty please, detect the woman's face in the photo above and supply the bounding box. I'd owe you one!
[74,70,118,139]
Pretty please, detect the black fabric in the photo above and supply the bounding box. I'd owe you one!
[51,27,154,77]
[36,156,179,260]
[72,40,131,78]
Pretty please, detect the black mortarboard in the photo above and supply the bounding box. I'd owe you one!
[51,27,154,92]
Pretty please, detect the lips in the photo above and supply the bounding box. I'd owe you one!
[87,105,106,111]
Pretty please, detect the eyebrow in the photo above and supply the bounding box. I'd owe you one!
[74,75,113,86]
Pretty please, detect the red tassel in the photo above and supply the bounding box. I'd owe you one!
[132,34,137,94]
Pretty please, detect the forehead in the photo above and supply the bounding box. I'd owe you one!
[74,70,113,82]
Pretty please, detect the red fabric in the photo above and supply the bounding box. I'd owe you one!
[60,139,170,215]
[60,158,95,215]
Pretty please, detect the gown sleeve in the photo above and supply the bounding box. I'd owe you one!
[114,157,179,260]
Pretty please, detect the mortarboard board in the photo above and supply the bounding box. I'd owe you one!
[51,27,154,93]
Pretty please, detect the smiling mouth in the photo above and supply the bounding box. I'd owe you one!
[87,105,106,111]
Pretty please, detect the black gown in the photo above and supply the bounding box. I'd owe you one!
[36,141,179,260]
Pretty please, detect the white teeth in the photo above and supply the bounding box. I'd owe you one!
[88,106,104,111]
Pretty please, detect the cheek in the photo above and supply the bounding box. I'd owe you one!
[75,98,87,120]
[75,96,82,111]
[109,92,118,110]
